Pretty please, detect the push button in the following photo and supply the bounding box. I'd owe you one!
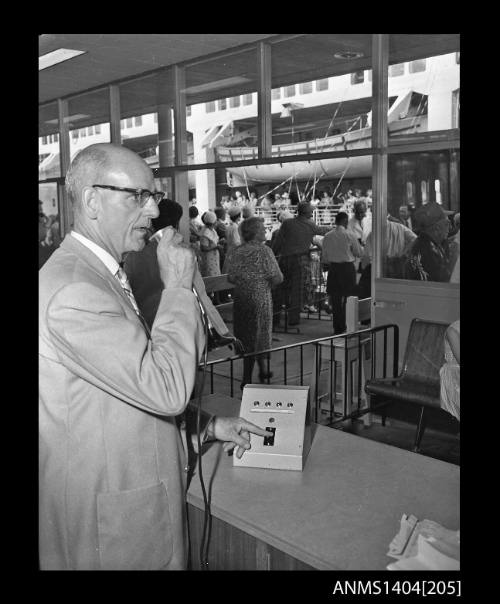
[263,427,276,446]
[287,402,293,408]
[265,401,271,407]
[276,402,282,407]
[253,401,260,406]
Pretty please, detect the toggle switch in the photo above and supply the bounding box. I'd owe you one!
[263,427,276,446]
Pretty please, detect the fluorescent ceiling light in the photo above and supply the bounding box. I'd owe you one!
[45,114,90,125]
[182,76,251,95]
[39,48,86,71]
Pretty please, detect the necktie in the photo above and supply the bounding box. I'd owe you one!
[115,267,141,316]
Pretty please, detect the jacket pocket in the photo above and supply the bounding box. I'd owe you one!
[97,481,173,570]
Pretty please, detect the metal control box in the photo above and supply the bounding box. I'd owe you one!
[233,384,312,471]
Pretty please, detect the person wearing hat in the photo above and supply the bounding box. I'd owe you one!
[199,210,222,278]
[405,201,451,282]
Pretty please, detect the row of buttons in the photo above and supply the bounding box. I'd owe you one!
[253,401,294,408]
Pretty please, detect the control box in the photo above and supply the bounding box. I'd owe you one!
[234,384,311,471]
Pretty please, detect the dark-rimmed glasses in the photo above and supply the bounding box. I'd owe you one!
[93,184,165,207]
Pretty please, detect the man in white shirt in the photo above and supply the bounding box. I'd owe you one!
[322,212,363,334]
[39,143,267,570]
[362,218,417,280]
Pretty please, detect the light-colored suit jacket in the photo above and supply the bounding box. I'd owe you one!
[39,235,206,570]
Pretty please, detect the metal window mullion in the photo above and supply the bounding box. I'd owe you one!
[173,65,189,241]
[158,103,174,168]
[257,42,272,158]
[371,34,389,312]
[109,85,121,144]
[57,99,71,236]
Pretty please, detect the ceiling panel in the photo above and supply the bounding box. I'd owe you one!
[39,34,276,103]
[39,34,460,108]
[389,34,460,62]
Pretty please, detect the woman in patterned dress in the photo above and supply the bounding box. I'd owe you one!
[199,210,222,277]
[226,217,283,387]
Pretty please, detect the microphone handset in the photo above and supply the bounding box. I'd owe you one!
[153,227,244,355]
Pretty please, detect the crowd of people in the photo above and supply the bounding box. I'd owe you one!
[188,190,459,366]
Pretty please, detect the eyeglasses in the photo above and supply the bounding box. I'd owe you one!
[93,184,165,207]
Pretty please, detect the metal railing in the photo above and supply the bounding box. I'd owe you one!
[198,324,399,426]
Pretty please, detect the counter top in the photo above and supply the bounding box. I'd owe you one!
[187,394,460,570]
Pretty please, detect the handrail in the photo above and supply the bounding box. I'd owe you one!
[202,323,398,366]
[199,323,399,424]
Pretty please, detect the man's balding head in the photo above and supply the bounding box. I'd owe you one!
[68,143,159,261]
[66,143,150,208]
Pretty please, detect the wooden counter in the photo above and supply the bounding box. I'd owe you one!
[187,394,460,570]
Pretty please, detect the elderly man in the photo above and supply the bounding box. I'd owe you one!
[405,201,451,282]
[272,201,330,325]
[39,143,267,570]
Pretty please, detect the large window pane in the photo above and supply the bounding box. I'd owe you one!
[380,149,460,283]
[388,35,460,140]
[68,88,111,161]
[39,102,61,179]
[120,111,159,167]
[120,71,174,167]
[270,34,372,154]
[185,49,258,172]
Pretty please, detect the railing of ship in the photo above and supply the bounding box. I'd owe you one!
[253,205,342,233]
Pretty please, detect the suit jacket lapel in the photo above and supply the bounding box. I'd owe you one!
[60,235,140,318]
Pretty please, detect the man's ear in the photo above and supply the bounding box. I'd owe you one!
[81,186,100,220]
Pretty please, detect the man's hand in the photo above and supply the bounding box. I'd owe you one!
[157,226,196,290]
[207,416,269,459]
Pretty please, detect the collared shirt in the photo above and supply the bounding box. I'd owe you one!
[347,213,372,244]
[71,230,119,276]
[363,221,417,264]
[321,225,363,264]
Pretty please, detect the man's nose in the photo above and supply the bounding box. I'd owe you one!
[143,196,160,219]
